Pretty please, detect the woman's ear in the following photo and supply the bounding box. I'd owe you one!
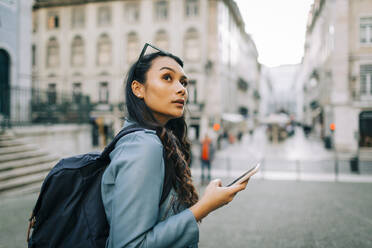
[131,80,145,99]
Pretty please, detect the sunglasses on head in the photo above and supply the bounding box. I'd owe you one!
[136,42,169,63]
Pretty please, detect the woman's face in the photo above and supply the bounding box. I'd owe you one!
[133,56,189,125]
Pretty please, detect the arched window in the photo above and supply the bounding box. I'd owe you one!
[46,37,59,67]
[127,32,139,63]
[154,30,169,50]
[97,34,112,66]
[71,36,84,66]
[184,28,200,61]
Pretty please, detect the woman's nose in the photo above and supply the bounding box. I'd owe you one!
[176,82,186,95]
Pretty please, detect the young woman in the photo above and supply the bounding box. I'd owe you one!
[101,44,248,248]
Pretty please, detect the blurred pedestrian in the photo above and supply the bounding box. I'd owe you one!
[201,134,214,184]
[237,131,243,142]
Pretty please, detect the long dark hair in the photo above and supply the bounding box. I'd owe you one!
[125,51,199,207]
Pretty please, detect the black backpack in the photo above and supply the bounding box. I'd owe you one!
[27,124,171,248]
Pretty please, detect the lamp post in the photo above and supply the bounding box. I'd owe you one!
[330,123,338,181]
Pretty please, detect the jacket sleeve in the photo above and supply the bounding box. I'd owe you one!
[103,131,199,248]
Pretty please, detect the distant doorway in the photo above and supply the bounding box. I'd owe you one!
[359,111,372,147]
[0,49,10,118]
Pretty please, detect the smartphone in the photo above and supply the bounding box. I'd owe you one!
[226,163,260,187]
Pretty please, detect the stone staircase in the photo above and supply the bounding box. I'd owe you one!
[359,147,372,162]
[0,131,59,197]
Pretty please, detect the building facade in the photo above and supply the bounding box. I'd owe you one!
[32,0,260,141]
[0,0,33,125]
[298,0,372,154]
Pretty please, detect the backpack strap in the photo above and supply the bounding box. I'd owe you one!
[100,124,171,205]
[100,124,144,160]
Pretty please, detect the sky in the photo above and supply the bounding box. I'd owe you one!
[235,0,314,67]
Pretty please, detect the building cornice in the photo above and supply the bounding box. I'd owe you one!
[306,0,325,34]
[222,0,244,29]
[33,0,123,10]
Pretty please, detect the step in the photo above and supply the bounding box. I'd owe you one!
[0,134,15,141]
[0,171,49,193]
[359,148,372,161]
[0,150,49,163]
[0,161,55,181]
[0,144,37,155]
[0,139,24,147]
[1,181,43,197]
[0,155,59,172]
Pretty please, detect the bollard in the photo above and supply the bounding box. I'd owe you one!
[334,156,339,182]
[350,156,359,174]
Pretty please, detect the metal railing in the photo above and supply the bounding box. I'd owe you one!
[0,86,93,129]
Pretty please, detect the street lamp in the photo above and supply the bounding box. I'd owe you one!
[330,123,338,181]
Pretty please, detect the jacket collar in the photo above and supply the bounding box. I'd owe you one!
[123,118,138,129]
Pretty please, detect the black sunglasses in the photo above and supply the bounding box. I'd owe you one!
[136,42,168,63]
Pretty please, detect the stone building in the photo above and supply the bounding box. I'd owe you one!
[32,0,260,141]
[297,0,372,155]
[0,0,33,126]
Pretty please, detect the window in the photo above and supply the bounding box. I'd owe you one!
[237,78,248,92]
[184,28,200,61]
[99,82,109,103]
[71,36,84,66]
[47,83,57,104]
[47,11,59,29]
[154,30,169,50]
[185,0,199,17]
[125,2,140,22]
[154,0,168,21]
[32,45,36,67]
[46,37,59,67]
[71,7,85,28]
[360,17,372,44]
[127,32,139,63]
[32,12,38,33]
[188,79,197,104]
[360,64,372,96]
[72,82,82,104]
[97,6,111,26]
[97,34,112,66]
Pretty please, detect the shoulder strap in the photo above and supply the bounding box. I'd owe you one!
[100,124,144,160]
[100,124,171,205]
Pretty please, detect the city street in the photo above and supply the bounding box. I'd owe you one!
[1,0,372,247]
[191,127,372,184]
[1,127,372,247]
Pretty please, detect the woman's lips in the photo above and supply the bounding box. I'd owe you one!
[172,99,185,107]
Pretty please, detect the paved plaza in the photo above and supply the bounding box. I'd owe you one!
[1,128,372,247]
[1,179,372,248]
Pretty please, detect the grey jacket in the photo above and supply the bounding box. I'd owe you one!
[101,120,199,248]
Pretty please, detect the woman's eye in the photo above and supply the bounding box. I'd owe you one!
[163,74,172,81]
[181,81,188,87]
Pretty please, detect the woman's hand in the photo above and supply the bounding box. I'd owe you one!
[189,179,249,221]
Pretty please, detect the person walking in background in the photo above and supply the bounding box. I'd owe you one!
[201,134,214,184]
